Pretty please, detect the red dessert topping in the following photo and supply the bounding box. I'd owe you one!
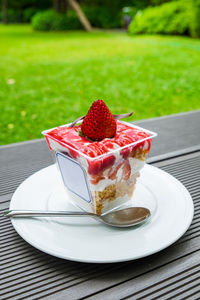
[108,161,124,180]
[88,154,116,176]
[122,159,131,180]
[47,121,150,159]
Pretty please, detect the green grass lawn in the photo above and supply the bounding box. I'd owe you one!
[0,25,200,145]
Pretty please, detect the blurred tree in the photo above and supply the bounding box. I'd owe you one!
[67,0,92,31]
[2,0,51,10]
[83,0,149,11]
[150,0,171,5]
[1,0,51,23]
[53,0,67,13]
[52,0,92,31]
[1,0,8,23]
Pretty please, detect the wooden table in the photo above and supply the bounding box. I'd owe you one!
[1,111,200,300]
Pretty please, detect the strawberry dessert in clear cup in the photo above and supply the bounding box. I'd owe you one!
[42,100,157,215]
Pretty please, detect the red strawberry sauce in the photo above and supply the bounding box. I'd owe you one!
[47,122,151,175]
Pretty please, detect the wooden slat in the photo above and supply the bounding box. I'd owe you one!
[80,252,200,300]
[0,146,200,300]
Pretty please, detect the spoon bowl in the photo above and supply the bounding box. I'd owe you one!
[3,207,150,228]
[101,207,150,227]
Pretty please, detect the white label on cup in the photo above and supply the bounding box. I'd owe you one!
[56,152,91,203]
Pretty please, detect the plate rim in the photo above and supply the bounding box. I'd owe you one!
[10,164,194,263]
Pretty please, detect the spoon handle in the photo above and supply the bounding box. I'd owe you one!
[3,210,96,218]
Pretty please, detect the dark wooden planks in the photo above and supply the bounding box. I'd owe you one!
[0,140,53,198]
[82,252,200,300]
[0,149,200,300]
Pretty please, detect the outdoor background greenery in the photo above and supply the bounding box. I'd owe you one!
[1,25,200,145]
[1,1,200,37]
[129,0,200,37]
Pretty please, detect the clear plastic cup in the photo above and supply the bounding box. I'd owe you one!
[42,121,157,215]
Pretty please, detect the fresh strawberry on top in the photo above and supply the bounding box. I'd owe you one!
[81,100,117,141]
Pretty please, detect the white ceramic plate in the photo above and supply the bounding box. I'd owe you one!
[10,164,194,263]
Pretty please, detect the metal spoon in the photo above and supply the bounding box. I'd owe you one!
[3,207,150,228]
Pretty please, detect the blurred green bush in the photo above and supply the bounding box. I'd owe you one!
[31,7,121,31]
[23,8,39,22]
[129,0,200,37]
[0,8,43,23]
[82,6,121,29]
[190,0,200,37]
[129,1,191,36]
[31,10,82,31]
